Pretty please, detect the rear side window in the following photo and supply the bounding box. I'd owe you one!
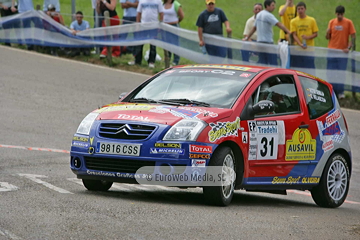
[299,76,333,119]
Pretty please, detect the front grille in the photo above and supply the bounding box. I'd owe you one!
[84,156,156,173]
[98,123,156,140]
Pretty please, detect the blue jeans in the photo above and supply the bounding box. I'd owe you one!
[205,44,227,58]
[257,42,277,65]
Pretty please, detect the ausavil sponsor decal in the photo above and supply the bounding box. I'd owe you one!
[271,176,320,184]
[189,153,210,159]
[286,128,316,161]
[247,120,284,160]
[191,159,206,167]
[317,109,344,152]
[95,104,155,112]
[189,144,212,153]
[117,114,150,121]
[155,143,182,148]
[72,141,90,148]
[150,148,185,154]
[208,117,240,142]
[73,136,89,142]
[150,106,200,119]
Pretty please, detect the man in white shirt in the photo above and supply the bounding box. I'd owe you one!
[128,0,163,68]
[242,3,262,62]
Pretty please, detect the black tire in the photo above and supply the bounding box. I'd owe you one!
[203,146,236,206]
[82,179,113,191]
[311,153,350,208]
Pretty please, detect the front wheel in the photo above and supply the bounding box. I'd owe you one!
[311,153,350,208]
[203,146,236,206]
[82,179,113,191]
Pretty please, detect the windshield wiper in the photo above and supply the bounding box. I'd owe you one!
[130,98,158,103]
[159,98,210,107]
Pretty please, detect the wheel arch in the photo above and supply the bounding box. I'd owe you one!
[331,148,352,177]
[215,140,245,187]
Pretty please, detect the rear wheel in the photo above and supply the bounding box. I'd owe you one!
[203,146,236,206]
[311,153,350,208]
[82,179,113,191]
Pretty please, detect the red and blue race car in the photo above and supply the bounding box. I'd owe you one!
[70,64,351,207]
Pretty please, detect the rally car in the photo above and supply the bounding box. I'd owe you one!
[70,64,352,207]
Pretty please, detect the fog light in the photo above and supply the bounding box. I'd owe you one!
[73,157,82,168]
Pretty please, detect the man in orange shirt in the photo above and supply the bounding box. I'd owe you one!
[326,5,356,99]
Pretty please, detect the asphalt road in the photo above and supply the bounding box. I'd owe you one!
[0,46,359,240]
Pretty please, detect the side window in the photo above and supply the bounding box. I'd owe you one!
[252,75,300,116]
[299,76,333,119]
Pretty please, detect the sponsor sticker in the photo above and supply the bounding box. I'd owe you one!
[73,136,89,142]
[208,117,241,142]
[286,128,316,161]
[72,141,90,148]
[155,143,182,148]
[189,144,212,153]
[191,159,206,167]
[189,153,210,159]
[150,148,185,154]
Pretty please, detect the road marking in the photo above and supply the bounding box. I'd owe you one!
[0,228,22,239]
[18,174,73,194]
[0,144,69,154]
[67,178,132,192]
[0,182,18,192]
[288,190,360,205]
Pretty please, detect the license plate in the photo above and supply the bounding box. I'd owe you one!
[96,142,141,156]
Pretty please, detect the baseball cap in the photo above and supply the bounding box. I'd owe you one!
[47,4,56,10]
[206,0,215,4]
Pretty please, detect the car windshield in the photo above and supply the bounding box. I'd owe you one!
[130,68,253,108]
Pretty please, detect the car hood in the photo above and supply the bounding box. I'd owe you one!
[94,103,233,125]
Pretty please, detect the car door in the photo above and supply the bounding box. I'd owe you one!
[240,72,313,186]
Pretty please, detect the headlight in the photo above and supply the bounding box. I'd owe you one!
[76,112,99,135]
[163,119,207,141]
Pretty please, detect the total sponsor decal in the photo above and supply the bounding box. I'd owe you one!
[247,120,285,160]
[73,136,89,142]
[208,117,240,142]
[272,176,320,184]
[317,109,344,152]
[286,128,316,161]
[155,143,182,148]
[180,65,251,71]
[191,159,206,167]
[118,114,150,121]
[72,141,90,148]
[189,144,212,153]
[150,148,185,154]
[96,104,155,112]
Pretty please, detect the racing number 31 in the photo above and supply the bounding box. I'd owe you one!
[257,136,278,160]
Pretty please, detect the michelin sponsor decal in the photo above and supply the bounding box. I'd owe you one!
[317,109,344,152]
[286,128,316,160]
[150,148,185,154]
[72,141,90,148]
[247,120,285,160]
[208,117,240,142]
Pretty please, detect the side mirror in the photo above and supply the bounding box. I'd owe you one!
[252,100,275,115]
[119,92,128,100]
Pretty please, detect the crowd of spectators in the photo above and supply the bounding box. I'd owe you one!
[0,0,357,97]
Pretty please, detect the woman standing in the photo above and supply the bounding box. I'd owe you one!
[96,0,121,58]
[163,0,184,66]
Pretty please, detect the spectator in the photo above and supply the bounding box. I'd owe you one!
[96,0,121,58]
[326,5,356,100]
[278,0,295,42]
[163,0,184,66]
[244,0,290,65]
[290,2,318,71]
[11,0,35,50]
[91,0,103,28]
[120,0,139,55]
[43,0,60,12]
[242,2,262,62]
[0,0,18,46]
[45,4,64,56]
[196,0,231,58]
[69,11,91,56]
[128,0,164,68]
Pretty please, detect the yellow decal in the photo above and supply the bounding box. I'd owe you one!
[95,104,156,113]
[154,143,181,148]
[208,117,241,142]
[73,136,89,142]
[285,128,316,161]
[180,65,251,71]
[272,176,320,184]
[90,137,94,145]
